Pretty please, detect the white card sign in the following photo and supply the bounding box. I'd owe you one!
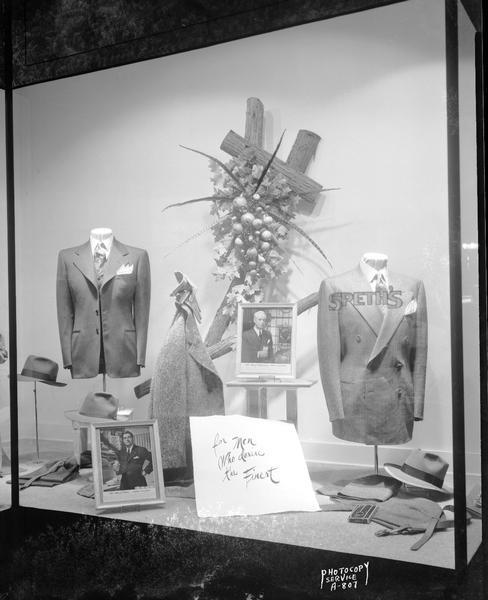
[190,415,320,517]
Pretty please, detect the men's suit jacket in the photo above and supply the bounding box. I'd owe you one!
[117,444,153,490]
[317,266,427,445]
[241,328,274,363]
[56,239,151,379]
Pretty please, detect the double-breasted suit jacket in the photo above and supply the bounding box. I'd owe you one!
[317,266,427,445]
[241,328,274,363]
[56,239,151,379]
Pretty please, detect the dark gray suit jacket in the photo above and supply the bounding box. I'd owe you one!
[241,328,274,363]
[317,266,428,445]
[56,239,151,379]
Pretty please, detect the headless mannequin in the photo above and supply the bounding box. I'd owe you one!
[90,227,114,255]
[361,251,388,474]
[362,251,388,272]
[90,227,114,391]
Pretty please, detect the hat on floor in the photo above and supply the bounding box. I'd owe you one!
[384,449,452,494]
[64,392,120,423]
[17,355,67,387]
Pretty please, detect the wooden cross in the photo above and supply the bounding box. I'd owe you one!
[220,97,323,203]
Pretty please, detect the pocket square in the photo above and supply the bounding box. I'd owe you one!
[116,263,134,275]
[404,299,417,315]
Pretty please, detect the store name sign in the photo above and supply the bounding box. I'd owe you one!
[328,290,403,310]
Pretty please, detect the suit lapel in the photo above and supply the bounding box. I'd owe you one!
[341,267,383,336]
[73,241,97,290]
[101,239,130,289]
[367,273,413,365]
[186,312,222,380]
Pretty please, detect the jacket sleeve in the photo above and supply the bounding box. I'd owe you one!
[412,280,428,420]
[56,251,74,369]
[267,331,274,362]
[143,447,153,475]
[241,331,255,363]
[134,250,151,367]
[317,279,344,421]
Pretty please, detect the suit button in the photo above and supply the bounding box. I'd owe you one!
[95,310,99,316]
[96,329,99,334]
[356,335,361,343]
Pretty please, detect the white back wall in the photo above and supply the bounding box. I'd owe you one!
[13,0,467,469]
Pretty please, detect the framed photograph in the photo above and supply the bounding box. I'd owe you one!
[90,420,165,511]
[236,303,297,379]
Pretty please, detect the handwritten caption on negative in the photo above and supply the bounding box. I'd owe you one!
[212,433,280,487]
[320,562,370,592]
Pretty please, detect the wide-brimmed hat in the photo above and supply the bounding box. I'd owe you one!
[384,449,452,494]
[17,355,67,387]
[64,392,120,424]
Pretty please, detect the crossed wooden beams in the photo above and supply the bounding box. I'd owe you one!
[220,97,323,202]
[135,98,322,399]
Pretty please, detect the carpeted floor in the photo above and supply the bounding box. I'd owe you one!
[0,449,482,570]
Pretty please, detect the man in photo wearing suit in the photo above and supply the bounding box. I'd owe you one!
[111,431,153,490]
[241,310,274,363]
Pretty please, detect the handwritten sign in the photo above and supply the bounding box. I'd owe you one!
[190,415,320,517]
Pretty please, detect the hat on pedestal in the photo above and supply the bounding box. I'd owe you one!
[64,391,121,424]
[17,355,67,387]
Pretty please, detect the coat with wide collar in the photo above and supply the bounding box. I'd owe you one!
[317,266,428,445]
[56,238,151,379]
[149,302,224,469]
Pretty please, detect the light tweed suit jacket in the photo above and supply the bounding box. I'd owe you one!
[56,239,151,379]
[317,266,428,445]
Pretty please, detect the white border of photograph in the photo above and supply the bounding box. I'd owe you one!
[91,419,165,511]
[236,302,297,379]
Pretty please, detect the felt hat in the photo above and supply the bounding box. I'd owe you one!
[17,355,67,387]
[64,392,120,423]
[384,449,452,494]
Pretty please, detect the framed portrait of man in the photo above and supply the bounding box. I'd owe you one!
[236,303,297,379]
[91,420,165,511]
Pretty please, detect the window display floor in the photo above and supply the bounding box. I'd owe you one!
[0,457,481,570]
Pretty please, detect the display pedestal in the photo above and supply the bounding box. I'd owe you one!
[64,415,89,464]
[226,378,316,430]
[64,410,134,464]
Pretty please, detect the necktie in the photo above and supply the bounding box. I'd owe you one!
[373,273,388,312]
[94,243,107,288]
[374,273,387,291]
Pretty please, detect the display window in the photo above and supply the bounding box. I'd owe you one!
[1,0,483,574]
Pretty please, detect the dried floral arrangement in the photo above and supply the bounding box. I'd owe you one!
[165,138,330,322]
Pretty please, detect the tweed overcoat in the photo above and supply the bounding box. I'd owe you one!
[317,266,428,445]
[149,302,224,469]
[56,239,151,379]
